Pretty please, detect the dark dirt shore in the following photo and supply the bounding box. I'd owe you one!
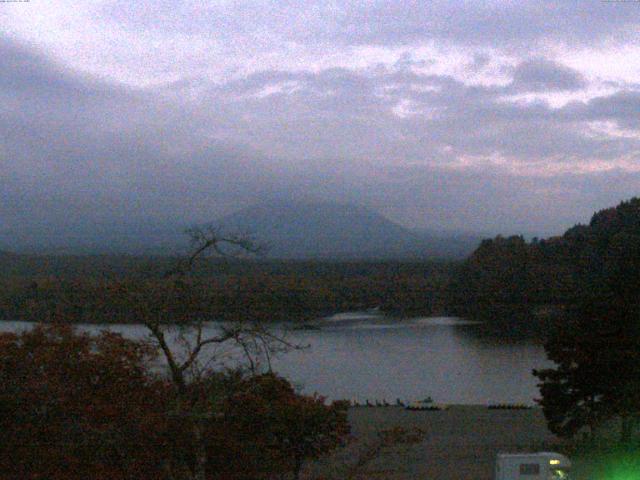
[306,405,562,480]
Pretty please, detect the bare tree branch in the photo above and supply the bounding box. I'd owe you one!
[133,224,302,480]
[178,328,239,373]
[165,225,266,277]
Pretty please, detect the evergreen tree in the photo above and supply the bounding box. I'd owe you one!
[534,198,640,442]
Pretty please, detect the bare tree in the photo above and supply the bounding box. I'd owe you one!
[133,225,297,480]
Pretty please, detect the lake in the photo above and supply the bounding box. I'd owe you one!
[0,312,551,405]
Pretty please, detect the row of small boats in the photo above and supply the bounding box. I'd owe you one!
[349,398,532,410]
[349,398,405,407]
[349,397,448,410]
[405,400,449,411]
[487,403,532,410]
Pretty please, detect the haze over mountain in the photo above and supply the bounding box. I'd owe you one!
[215,202,480,259]
[1,202,481,259]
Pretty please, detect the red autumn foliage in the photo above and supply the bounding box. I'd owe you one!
[0,326,350,480]
[0,324,171,480]
[205,373,350,479]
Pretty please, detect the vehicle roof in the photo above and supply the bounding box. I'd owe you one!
[498,452,566,458]
[497,452,571,466]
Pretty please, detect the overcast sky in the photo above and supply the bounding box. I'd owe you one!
[2,0,640,245]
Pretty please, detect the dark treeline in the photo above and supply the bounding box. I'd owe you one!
[451,197,640,338]
[529,199,640,456]
[0,255,455,323]
[0,253,453,279]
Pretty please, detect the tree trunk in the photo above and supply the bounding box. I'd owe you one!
[293,456,303,480]
[620,414,633,444]
[192,420,208,480]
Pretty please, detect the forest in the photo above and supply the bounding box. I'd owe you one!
[3,198,640,338]
[0,256,454,324]
[451,197,640,336]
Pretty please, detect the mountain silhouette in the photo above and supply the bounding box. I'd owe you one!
[215,201,480,259]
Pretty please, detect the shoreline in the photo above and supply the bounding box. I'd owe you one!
[306,405,562,480]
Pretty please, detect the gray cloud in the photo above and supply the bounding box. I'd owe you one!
[2,0,640,251]
[562,90,640,130]
[199,64,638,166]
[331,1,640,48]
[510,58,587,92]
[99,1,640,50]
[0,37,291,245]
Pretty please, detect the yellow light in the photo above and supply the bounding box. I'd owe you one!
[550,459,560,465]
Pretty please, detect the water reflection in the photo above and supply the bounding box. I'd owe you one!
[0,313,551,405]
[271,312,551,404]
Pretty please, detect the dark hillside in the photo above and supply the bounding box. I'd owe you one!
[451,197,640,337]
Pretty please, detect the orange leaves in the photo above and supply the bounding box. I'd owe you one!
[0,324,171,480]
[206,373,350,479]
[0,326,349,480]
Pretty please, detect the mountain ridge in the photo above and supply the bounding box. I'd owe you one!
[215,201,480,259]
[0,202,481,259]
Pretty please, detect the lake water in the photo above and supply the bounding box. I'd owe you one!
[0,312,551,405]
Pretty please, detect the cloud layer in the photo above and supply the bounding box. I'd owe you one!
[1,0,640,248]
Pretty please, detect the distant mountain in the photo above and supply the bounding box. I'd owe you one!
[0,203,481,259]
[413,229,486,260]
[215,202,480,260]
[0,250,21,274]
[0,249,21,259]
[0,224,186,256]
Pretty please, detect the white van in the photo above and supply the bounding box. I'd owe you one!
[495,452,571,480]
